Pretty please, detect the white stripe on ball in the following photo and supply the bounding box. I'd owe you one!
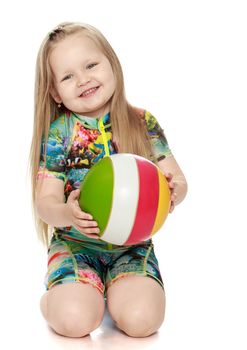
[100,154,139,245]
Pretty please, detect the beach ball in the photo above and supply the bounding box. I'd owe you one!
[79,153,171,246]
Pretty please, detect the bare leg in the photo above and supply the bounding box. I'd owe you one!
[106,275,165,337]
[40,282,105,338]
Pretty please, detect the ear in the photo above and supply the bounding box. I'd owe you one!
[50,87,62,104]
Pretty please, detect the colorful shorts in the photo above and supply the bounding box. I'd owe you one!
[45,233,164,295]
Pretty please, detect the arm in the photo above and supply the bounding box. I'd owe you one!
[142,110,187,210]
[157,155,188,211]
[35,178,100,239]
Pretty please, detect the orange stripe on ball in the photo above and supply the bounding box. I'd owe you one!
[151,169,171,236]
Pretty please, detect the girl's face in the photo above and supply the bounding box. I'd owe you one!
[49,33,116,118]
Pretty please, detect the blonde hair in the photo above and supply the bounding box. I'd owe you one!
[30,22,155,246]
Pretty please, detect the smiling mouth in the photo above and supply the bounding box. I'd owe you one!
[80,86,100,98]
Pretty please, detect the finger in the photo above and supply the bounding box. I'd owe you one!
[77,231,100,239]
[68,189,80,201]
[73,221,99,232]
[73,209,93,221]
[169,181,175,190]
[84,227,101,235]
[75,219,98,228]
[170,192,177,202]
[74,217,100,230]
[73,223,101,239]
[169,202,175,213]
[164,172,173,180]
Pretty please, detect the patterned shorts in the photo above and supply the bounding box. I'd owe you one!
[45,233,164,296]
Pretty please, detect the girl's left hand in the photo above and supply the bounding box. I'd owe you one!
[164,172,177,213]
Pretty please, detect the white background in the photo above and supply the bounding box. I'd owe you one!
[0,0,246,349]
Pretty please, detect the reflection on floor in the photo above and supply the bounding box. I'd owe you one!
[46,307,162,350]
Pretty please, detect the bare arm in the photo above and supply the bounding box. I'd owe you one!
[35,178,100,239]
[157,155,188,211]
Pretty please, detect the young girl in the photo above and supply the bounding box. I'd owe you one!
[30,22,187,338]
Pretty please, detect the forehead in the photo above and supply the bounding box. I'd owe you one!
[49,33,103,68]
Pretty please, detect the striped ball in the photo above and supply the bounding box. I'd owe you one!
[79,153,171,246]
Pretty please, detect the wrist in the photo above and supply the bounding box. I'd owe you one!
[36,197,72,227]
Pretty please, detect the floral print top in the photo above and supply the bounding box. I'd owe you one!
[38,108,172,245]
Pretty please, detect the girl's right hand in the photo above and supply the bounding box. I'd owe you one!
[66,189,101,240]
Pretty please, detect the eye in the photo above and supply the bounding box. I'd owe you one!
[87,63,98,69]
[61,74,73,82]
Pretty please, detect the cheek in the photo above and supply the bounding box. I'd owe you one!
[106,70,116,92]
[57,85,71,100]
[102,63,115,84]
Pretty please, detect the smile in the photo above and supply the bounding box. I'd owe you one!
[80,86,100,98]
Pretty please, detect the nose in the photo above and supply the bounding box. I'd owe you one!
[77,72,91,87]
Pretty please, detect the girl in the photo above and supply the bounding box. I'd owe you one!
[30,22,187,338]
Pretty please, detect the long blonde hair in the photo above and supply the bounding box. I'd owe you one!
[30,22,155,246]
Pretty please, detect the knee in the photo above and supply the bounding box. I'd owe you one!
[49,303,104,338]
[111,304,165,338]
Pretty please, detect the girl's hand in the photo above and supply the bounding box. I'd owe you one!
[164,172,177,213]
[66,189,101,239]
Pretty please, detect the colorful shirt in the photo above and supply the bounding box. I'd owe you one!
[38,109,172,247]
